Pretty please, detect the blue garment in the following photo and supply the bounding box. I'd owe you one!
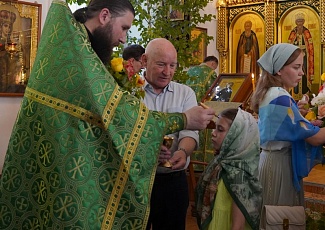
[259,87,323,191]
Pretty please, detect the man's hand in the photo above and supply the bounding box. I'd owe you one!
[158,145,172,164]
[169,150,187,170]
[184,106,215,130]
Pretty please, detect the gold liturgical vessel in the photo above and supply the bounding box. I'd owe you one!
[160,136,174,168]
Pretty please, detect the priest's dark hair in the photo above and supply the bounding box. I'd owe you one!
[73,0,135,23]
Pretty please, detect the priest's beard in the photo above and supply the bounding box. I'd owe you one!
[91,22,114,65]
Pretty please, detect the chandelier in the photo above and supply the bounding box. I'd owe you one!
[5,42,19,58]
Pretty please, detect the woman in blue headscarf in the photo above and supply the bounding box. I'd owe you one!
[251,43,325,210]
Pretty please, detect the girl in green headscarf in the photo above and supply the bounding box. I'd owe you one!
[195,108,262,230]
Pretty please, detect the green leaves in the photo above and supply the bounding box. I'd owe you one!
[129,0,214,82]
[66,0,214,82]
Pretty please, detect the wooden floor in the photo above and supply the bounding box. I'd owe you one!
[303,164,325,184]
[186,164,325,230]
[186,202,199,230]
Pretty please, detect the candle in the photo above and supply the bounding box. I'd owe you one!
[251,73,256,92]
[199,102,217,117]
[21,71,26,84]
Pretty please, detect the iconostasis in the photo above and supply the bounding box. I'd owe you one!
[216,0,323,100]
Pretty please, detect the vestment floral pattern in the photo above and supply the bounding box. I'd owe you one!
[109,57,145,99]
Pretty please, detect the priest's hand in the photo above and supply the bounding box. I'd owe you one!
[184,106,215,130]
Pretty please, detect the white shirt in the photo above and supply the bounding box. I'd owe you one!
[143,80,199,173]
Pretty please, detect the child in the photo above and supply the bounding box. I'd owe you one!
[195,108,262,230]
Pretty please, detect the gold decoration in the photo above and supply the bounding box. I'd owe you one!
[217,7,227,73]
[265,1,275,48]
[19,66,27,85]
[321,0,325,43]
[169,120,180,133]
[5,42,19,58]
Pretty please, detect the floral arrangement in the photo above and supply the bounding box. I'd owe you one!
[305,73,325,127]
[305,208,325,229]
[108,57,145,99]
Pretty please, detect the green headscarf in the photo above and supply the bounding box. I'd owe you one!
[195,108,262,230]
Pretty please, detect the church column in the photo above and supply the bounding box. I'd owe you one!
[264,0,275,49]
[321,0,325,77]
[217,5,228,73]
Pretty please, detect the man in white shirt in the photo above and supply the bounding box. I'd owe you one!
[142,38,199,230]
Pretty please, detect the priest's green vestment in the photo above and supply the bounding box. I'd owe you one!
[0,1,186,229]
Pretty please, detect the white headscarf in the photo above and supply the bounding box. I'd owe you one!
[257,43,299,75]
